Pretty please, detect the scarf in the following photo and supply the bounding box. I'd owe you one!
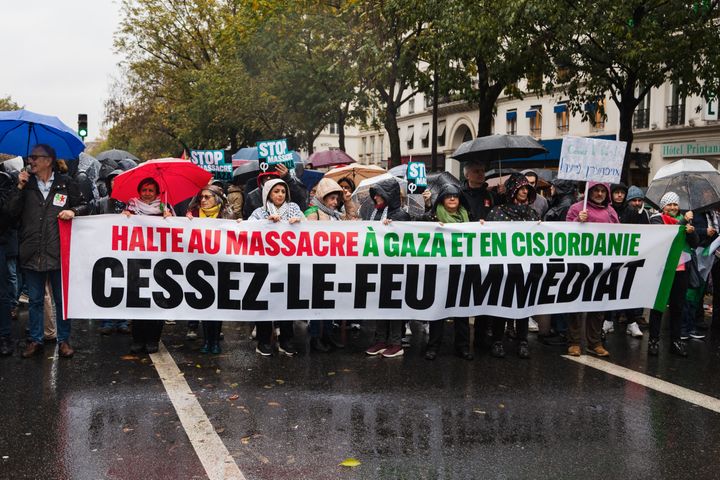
[128,197,164,216]
[199,204,221,218]
[313,195,343,221]
[369,205,389,221]
[266,201,289,219]
[436,204,469,223]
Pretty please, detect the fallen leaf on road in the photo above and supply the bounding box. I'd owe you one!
[339,458,361,467]
[328,372,336,376]
[263,385,273,389]
[228,394,240,401]
[241,436,251,445]
[498,404,505,409]
[120,355,139,361]
[195,364,202,369]
[216,369,221,374]
[268,401,281,407]
[216,427,225,433]
[275,379,285,384]
[122,427,134,433]
[230,383,239,388]
[473,410,486,415]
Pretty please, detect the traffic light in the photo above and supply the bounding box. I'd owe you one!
[78,114,88,138]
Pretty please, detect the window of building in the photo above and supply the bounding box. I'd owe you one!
[406,125,415,150]
[634,90,651,129]
[425,95,433,109]
[437,120,446,146]
[592,99,606,131]
[361,137,367,158]
[421,123,430,148]
[526,106,542,137]
[408,97,415,115]
[554,103,569,135]
[506,110,517,135]
[328,123,338,134]
[369,136,375,162]
[666,83,686,127]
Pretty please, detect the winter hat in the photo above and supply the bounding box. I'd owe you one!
[660,191,680,209]
[626,186,644,202]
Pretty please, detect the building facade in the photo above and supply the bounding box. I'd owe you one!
[313,82,720,186]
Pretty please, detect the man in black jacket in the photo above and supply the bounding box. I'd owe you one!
[0,166,15,355]
[459,160,495,221]
[5,145,89,358]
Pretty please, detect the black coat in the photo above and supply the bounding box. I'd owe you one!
[0,170,14,237]
[543,180,577,222]
[460,182,495,221]
[6,173,89,271]
[359,178,411,221]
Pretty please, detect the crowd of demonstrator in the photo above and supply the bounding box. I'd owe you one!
[1,144,719,361]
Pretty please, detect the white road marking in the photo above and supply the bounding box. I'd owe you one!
[151,343,247,480]
[563,355,720,414]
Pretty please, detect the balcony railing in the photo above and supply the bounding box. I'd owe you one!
[633,108,650,129]
[556,125,569,135]
[666,104,685,127]
[530,127,542,138]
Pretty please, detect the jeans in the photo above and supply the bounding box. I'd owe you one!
[6,256,18,309]
[650,270,687,342]
[373,320,402,346]
[308,320,333,338]
[24,269,70,344]
[0,245,11,338]
[100,319,129,329]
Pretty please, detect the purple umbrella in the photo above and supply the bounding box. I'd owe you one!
[308,150,355,168]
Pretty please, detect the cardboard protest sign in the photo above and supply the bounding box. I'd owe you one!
[256,138,295,173]
[61,216,683,321]
[558,136,627,184]
[190,150,232,181]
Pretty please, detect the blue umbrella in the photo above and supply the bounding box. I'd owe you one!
[301,169,324,192]
[0,109,85,159]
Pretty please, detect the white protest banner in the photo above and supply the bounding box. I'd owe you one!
[189,149,232,181]
[557,136,627,184]
[60,216,683,321]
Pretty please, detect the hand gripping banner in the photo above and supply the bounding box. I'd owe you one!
[60,216,684,321]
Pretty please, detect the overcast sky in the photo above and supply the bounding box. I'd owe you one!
[1,0,122,142]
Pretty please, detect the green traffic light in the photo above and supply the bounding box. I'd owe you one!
[79,129,88,138]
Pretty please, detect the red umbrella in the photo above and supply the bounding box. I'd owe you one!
[111,158,212,205]
[308,150,356,168]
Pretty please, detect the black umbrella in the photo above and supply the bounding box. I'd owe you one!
[451,134,547,162]
[117,158,138,170]
[426,171,463,206]
[646,159,720,213]
[97,149,140,163]
[233,160,261,185]
[485,168,520,179]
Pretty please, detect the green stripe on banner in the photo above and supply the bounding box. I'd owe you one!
[653,226,686,311]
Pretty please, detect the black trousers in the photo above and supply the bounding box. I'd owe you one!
[427,318,470,352]
[132,320,164,345]
[649,270,687,341]
[256,321,293,345]
[491,317,528,342]
[202,321,222,347]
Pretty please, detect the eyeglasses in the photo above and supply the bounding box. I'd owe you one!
[446,194,460,199]
[28,155,50,161]
[200,194,214,200]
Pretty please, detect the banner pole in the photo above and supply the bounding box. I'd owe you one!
[582,182,589,211]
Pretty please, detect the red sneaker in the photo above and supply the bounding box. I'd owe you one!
[381,345,404,358]
[365,342,387,355]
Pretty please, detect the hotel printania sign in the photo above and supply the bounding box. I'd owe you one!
[661,141,720,158]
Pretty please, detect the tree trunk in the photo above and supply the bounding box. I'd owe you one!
[306,131,315,155]
[337,108,346,152]
[474,59,503,137]
[617,104,635,184]
[431,68,439,172]
[384,102,401,167]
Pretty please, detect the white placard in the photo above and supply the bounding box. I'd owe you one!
[558,136,627,184]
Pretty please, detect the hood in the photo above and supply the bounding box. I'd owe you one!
[315,178,343,200]
[610,182,628,194]
[261,178,290,206]
[551,178,577,197]
[626,185,644,202]
[433,183,464,210]
[586,181,611,207]
[504,172,536,204]
[78,153,101,182]
[105,168,125,194]
[369,178,402,210]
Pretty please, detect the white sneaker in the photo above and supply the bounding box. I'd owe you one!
[275,327,280,337]
[251,326,256,339]
[185,329,198,340]
[165,320,176,325]
[350,322,361,331]
[602,320,614,333]
[528,318,539,332]
[404,324,412,336]
[422,322,429,335]
[626,322,643,338]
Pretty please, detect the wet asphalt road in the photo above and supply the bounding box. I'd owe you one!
[2,311,720,480]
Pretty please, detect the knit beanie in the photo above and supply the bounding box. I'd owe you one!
[659,191,680,209]
[626,186,644,202]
